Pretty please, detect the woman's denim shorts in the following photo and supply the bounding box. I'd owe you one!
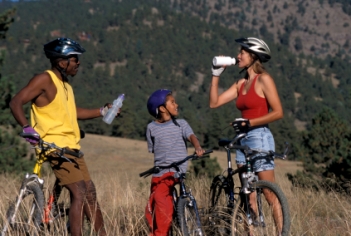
[235,127,275,172]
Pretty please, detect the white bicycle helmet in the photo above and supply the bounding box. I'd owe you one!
[235,37,271,63]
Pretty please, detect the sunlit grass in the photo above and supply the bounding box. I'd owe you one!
[1,134,350,235]
[1,170,351,235]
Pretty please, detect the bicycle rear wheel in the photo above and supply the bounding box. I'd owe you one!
[232,180,290,236]
[177,197,203,236]
[207,175,233,235]
[4,182,45,236]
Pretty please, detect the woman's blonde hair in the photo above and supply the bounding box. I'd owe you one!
[244,51,267,79]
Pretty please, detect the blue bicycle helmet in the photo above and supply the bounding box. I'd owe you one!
[147,89,172,118]
[44,38,85,59]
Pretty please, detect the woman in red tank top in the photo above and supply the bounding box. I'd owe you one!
[209,37,284,234]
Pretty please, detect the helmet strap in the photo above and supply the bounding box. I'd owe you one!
[171,117,180,127]
[55,58,70,82]
[156,105,180,127]
[239,58,258,75]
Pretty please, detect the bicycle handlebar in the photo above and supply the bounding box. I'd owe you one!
[20,133,72,162]
[139,149,213,178]
[20,133,65,151]
[219,132,289,160]
[229,143,289,160]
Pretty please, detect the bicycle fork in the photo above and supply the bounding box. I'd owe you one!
[186,191,204,236]
[179,174,203,236]
[1,174,44,236]
[241,183,266,228]
[256,188,266,227]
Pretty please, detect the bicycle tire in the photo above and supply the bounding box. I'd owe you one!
[169,187,179,236]
[207,175,232,235]
[177,197,203,236]
[232,180,290,236]
[4,182,45,236]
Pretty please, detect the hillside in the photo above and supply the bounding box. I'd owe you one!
[79,133,302,182]
[0,0,351,160]
[176,0,351,59]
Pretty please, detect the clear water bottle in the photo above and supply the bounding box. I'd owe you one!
[212,56,237,66]
[103,94,125,124]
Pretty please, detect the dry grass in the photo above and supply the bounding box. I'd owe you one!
[1,134,350,235]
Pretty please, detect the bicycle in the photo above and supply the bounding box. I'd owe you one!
[1,133,75,236]
[208,131,290,236]
[139,149,213,236]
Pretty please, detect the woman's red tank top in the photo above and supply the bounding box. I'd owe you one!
[235,74,269,119]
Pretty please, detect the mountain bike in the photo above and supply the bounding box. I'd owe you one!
[208,132,290,236]
[139,149,213,236]
[1,133,74,236]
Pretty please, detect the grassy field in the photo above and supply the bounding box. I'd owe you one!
[1,134,350,235]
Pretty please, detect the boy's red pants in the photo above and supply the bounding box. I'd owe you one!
[145,172,178,236]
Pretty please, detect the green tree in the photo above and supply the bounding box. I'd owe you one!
[289,108,351,192]
[190,156,222,179]
[0,7,32,174]
[0,8,15,39]
[301,108,351,173]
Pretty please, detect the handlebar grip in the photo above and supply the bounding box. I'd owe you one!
[139,168,154,178]
[20,132,40,139]
[196,149,213,156]
[192,149,213,159]
[139,167,160,178]
[204,149,213,155]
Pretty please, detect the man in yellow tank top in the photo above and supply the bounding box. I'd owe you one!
[9,38,115,236]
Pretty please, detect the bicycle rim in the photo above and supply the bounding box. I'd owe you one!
[177,197,202,236]
[4,182,45,236]
[207,176,232,235]
[232,180,290,236]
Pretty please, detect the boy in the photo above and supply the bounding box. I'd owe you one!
[145,89,205,236]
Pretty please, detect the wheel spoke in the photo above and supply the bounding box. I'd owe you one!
[232,180,290,236]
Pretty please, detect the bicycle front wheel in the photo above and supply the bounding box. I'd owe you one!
[232,180,290,236]
[177,197,203,236]
[207,175,233,235]
[4,182,45,236]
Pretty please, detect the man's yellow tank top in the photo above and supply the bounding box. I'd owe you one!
[30,70,80,150]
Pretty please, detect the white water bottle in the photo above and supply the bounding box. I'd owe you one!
[212,56,237,66]
[103,94,125,125]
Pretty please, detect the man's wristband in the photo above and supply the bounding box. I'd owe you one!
[23,124,30,128]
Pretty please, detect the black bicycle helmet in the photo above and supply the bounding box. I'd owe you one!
[235,37,271,63]
[43,38,85,59]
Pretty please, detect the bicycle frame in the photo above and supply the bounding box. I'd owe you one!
[216,133,247,210]
[30,148,65,225]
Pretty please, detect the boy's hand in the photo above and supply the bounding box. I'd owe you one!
[195,147,205,157]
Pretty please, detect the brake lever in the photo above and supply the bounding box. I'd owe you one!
[282,142,290,159]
